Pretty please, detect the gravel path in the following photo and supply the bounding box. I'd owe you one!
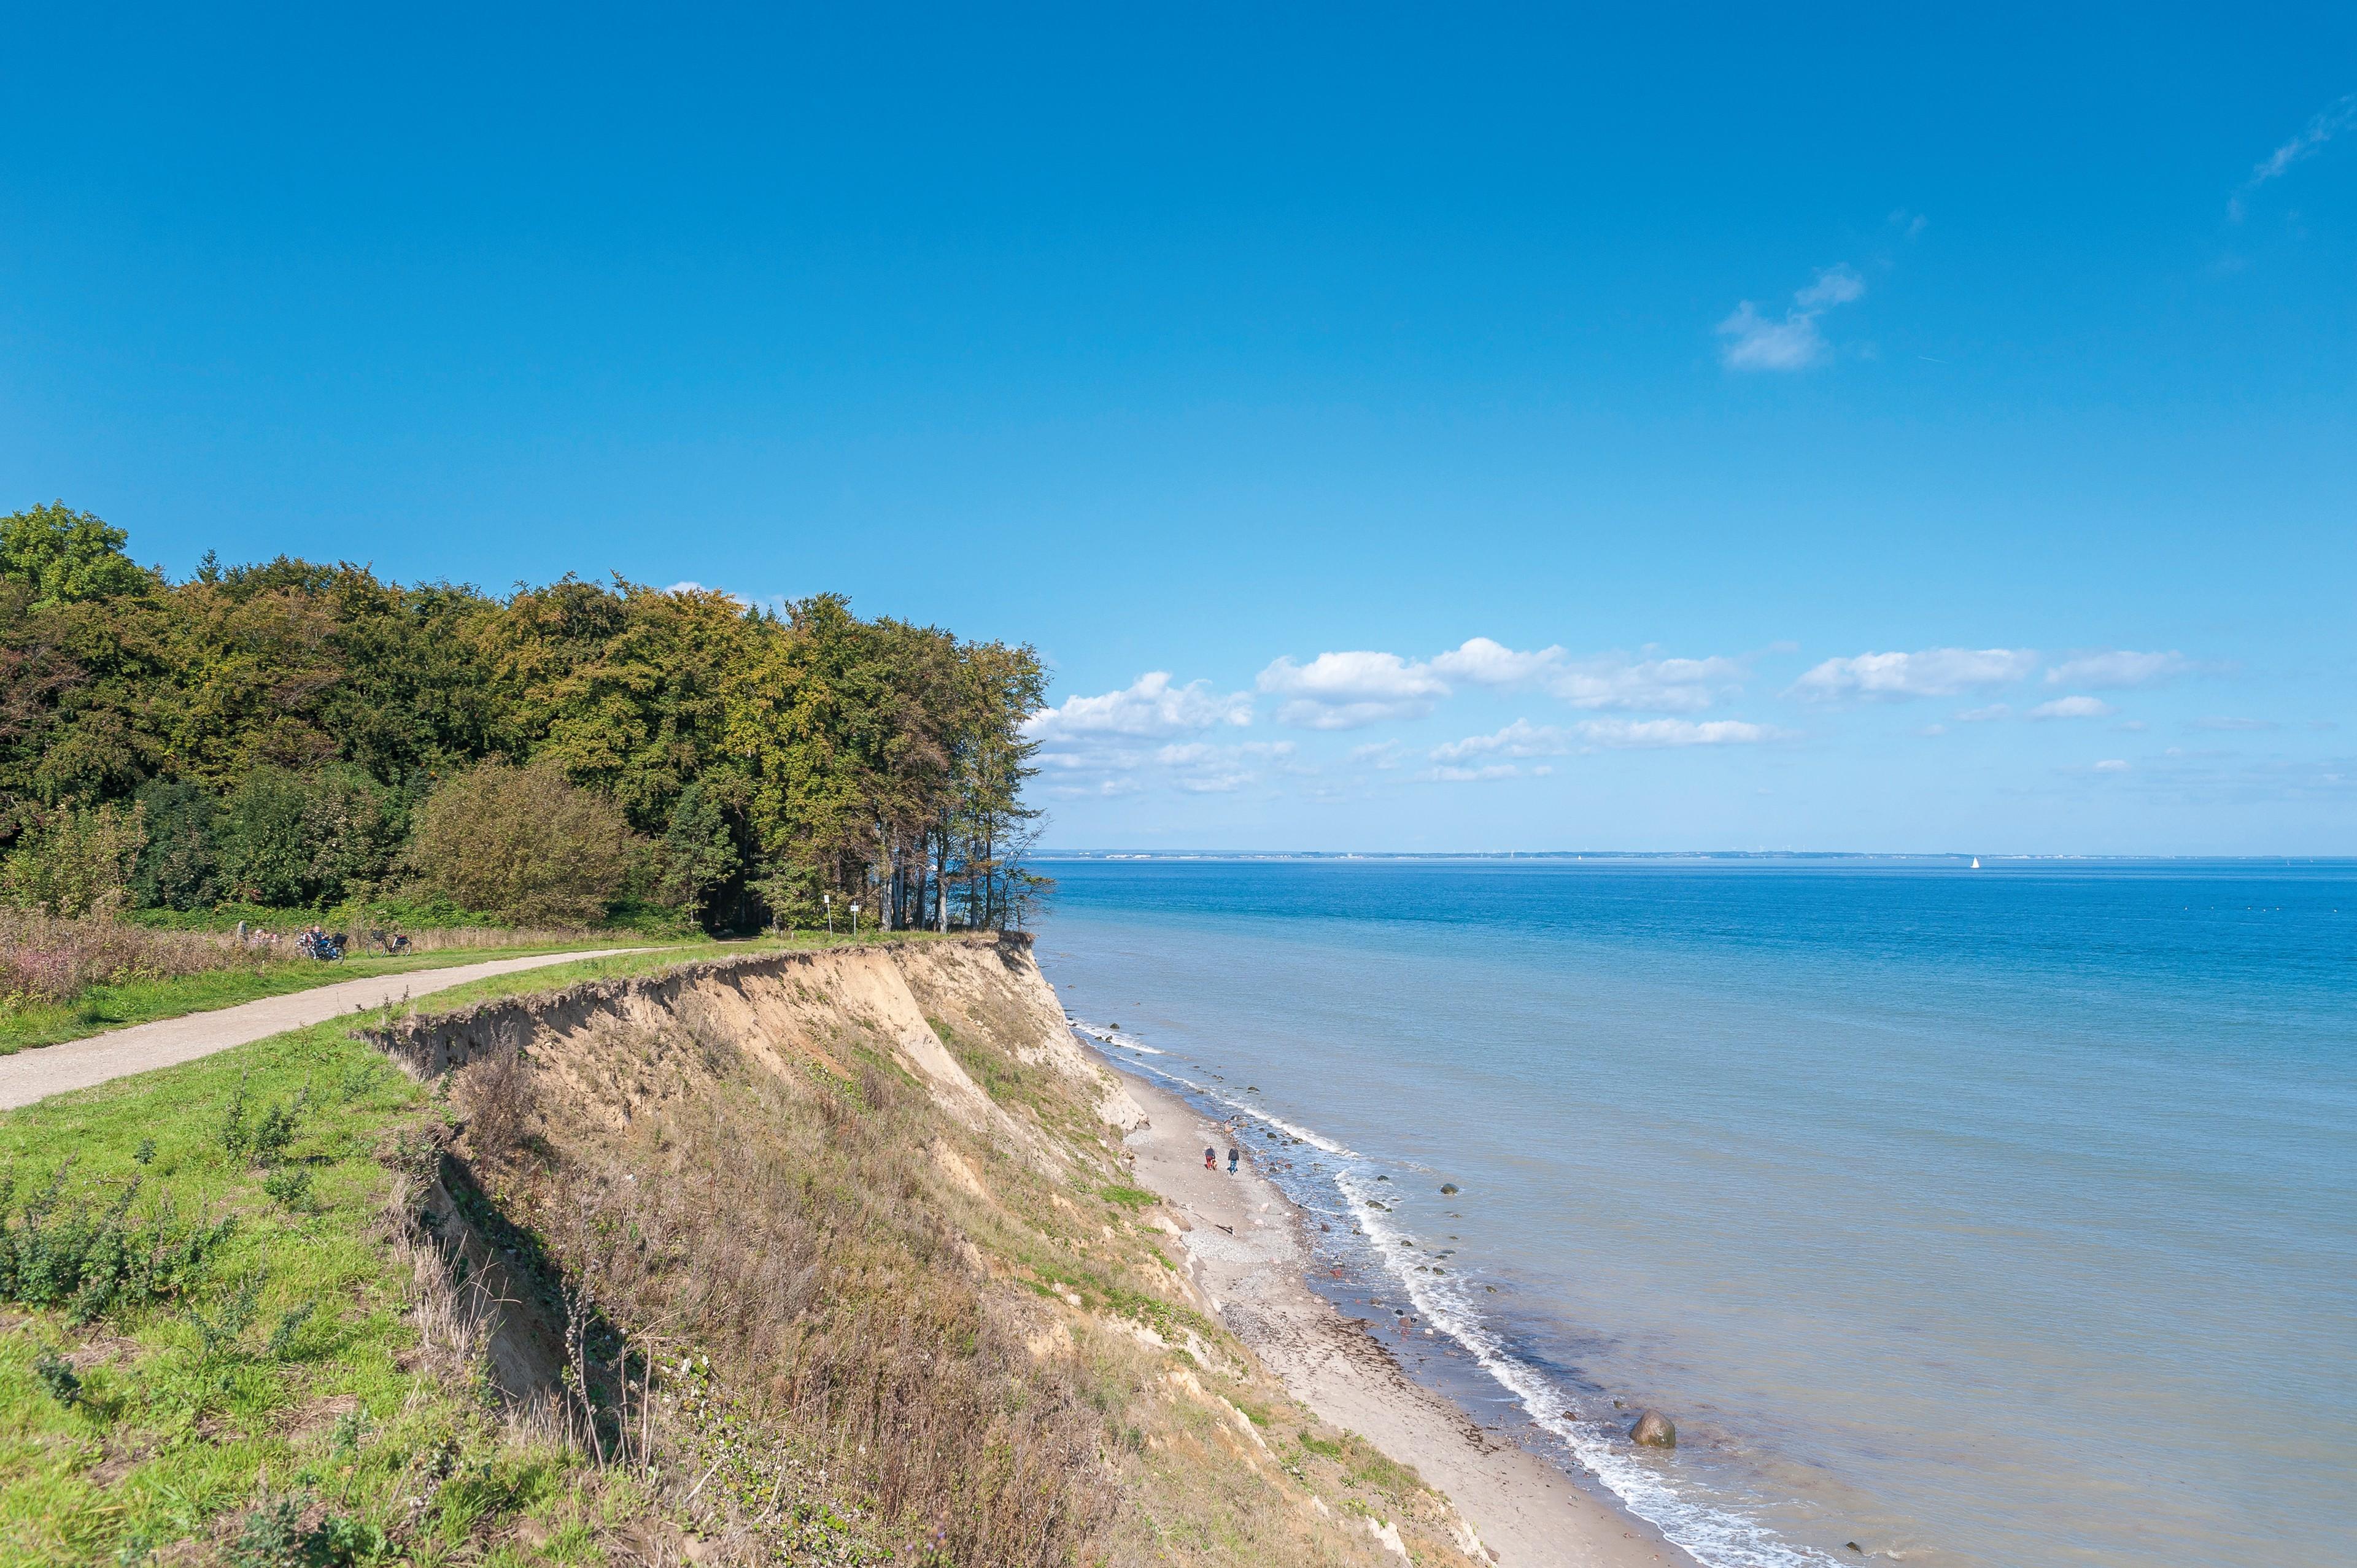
[0,949,641,1111]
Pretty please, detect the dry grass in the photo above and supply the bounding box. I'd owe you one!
[0,908,250,1003]
[454,1008,1117,1566]
[0,907,615,1010]
[400,946,1484,1568]
[363,923,618,954]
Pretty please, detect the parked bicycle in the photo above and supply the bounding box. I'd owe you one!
[296,927,347,962]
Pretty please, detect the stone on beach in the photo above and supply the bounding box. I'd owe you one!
[1628,1410,1676,1448]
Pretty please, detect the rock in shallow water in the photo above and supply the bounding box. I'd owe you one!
[1628,1410,1676,1448]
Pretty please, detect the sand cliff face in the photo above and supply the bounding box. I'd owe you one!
[354,935,1491,1567]
[365,933,1145,1137]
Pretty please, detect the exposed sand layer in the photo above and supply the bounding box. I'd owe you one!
[1117,1069,1695,1568]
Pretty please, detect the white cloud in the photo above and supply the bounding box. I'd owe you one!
[1350,740,1406,771]
[1573,718,1785,747]
[1792,647,2038,700]
[1426,637,1560,688]
[2044,650,2189,689]
[1433,716,1784,761]
[2233,93,2357,219]
[1717,303,1829,371]
[1045,776,1143,800]
[2094,759,2131,772]
[1026,671,1252,741]
[1718,265,1865,372]
[2029,695,2116,720]
[1174,772,1252,794]
[1795,264,1867,307]
[1258,651,1449,730]
[1428,638,1746,711]
[1956,704,2013,723]
[1427,763,1550,783]
[2195,716,2278,732]
[1430,719,1573,763]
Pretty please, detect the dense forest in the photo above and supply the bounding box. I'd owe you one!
[0,501,1047,932]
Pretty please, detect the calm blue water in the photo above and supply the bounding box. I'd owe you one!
[1032,859,2357,1568]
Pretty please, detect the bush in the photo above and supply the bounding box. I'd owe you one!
[405,759,639,925]
[0,1169,237,1321]
[131,778,221,911]
[215,765,405,908]
[262,1167,313,1210]
[32,1347,80,1406]
[2,800,145,918]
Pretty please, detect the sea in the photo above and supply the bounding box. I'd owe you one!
[1029,857,2355,1568]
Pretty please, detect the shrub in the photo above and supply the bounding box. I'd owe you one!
[215,765,405,908]
[262,1167,313,1210]
[1,800,146,918]
[0,1170,237,1321]
[31,1346,80,1405]
[230,1496,382,1568]
[220,1075,301,1165]
[405,759,639,925]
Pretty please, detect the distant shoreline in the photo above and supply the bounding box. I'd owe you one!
[1037,849,2357,863]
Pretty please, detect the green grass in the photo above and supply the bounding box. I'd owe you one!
[389,928,973,1021]
[0,1011,584,1564]
[0,944,652,1057]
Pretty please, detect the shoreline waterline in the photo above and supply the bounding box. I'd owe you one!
[1102,1057,1692,1567]
[1088,1019,1823,1568]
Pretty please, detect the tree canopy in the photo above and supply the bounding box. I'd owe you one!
[0,503,1045,931]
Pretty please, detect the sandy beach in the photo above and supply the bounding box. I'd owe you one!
[1113,1068,1693,1568]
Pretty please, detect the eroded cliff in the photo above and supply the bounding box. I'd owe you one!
[365,935,1485,1567]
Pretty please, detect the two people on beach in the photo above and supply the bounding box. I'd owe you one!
[1202,1144,1241,1174]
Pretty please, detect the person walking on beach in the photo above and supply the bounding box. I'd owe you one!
[1226,1146,1239,1174]
[1204,1146,1217,1170]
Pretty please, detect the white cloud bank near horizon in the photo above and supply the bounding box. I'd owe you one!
[1016,640,2307,816]
[1259,638,1749,730]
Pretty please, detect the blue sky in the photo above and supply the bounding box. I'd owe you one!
[5,6,2352,853]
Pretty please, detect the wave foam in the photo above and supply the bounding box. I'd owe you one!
[1069,1019,1166,1054]
[1333,1170,1838,1568]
